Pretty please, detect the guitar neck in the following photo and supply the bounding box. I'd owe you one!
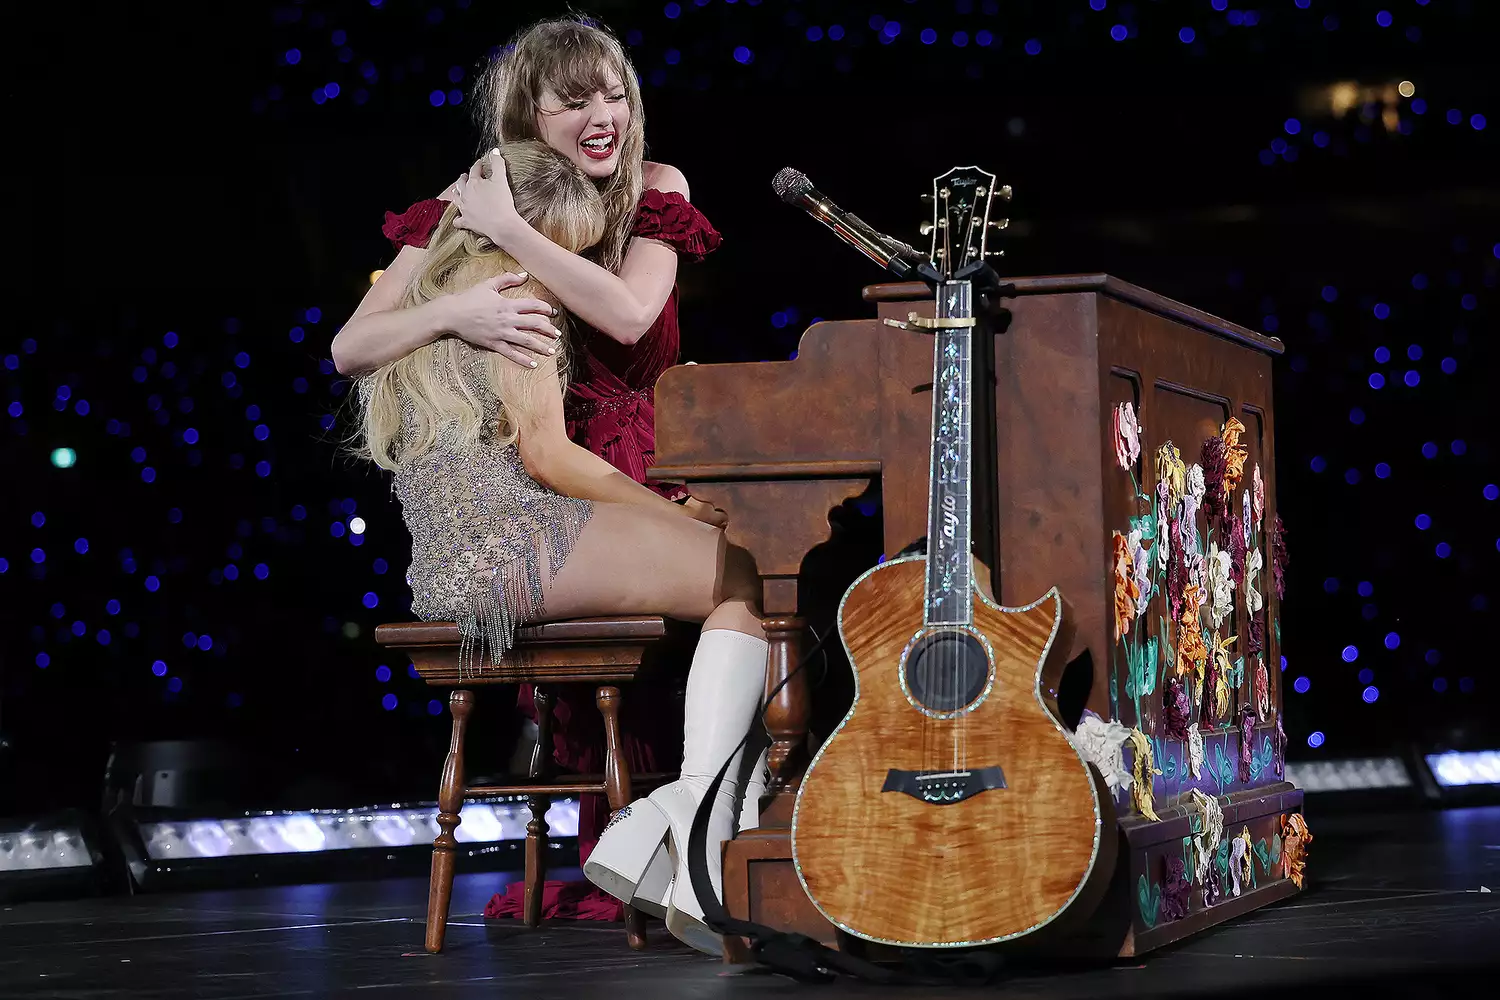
[924,279,975,627]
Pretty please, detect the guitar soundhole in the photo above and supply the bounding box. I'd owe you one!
[904,630,991,714]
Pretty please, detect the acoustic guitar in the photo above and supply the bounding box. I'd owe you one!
[790,167,1115,948]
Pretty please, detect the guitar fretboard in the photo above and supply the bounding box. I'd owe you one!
[924,280,974,626]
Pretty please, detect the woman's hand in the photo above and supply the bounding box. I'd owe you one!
[453,149,524,247]
[444,273,563,368]
[683,496,729,529]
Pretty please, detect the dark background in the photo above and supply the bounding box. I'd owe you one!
[3,0,1496,817]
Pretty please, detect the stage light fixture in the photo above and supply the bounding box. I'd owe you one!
[111,797,581,891]
[136,798,578,860]
[0,811,107,902]
[1284,756,1413,792]
[1424,750,1500,788]
[0,824,93,871]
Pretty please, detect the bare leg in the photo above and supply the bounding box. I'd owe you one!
[540,502,763,638]
[547,502,768,956]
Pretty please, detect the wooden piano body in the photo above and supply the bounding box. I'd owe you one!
[650,275,1303,958]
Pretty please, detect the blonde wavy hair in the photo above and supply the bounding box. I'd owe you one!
[357,141,606,472]
[473,15,644,274]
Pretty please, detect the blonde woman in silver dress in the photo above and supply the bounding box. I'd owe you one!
[354,142,764,957]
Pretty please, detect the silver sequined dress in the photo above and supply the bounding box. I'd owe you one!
[366,343,593,666]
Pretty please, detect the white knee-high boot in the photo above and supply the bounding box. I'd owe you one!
[582,628,767,946]
[658,629,768,954]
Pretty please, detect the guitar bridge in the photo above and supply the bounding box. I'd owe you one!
[882,767,1007,805]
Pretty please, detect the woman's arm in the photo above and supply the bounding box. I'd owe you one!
[453,155,689,345]
[331,205,564,377]
[333,248,447,376]
[500,354,693,518]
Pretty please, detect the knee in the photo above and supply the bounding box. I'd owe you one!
[717,542,761,608]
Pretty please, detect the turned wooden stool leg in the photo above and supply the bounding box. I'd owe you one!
[523,685,555,928]
[761,616,810,814]
[598,684,647,951]
[427,688,472,954]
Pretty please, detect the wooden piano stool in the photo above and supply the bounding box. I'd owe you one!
[653,274,1304,961]
[374,617,690,954]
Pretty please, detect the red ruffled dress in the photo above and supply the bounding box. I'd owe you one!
[382,188,721,921]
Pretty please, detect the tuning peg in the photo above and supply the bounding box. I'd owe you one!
[985,249,1005,258]
[920,194,934,202]
[919,221,934,235]
[998,185,1013,201]
[988,218,1010,230]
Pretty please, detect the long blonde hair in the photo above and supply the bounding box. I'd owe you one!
[357,142,606,472]
[473,15,644,274]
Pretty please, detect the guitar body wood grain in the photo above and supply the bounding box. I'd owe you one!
[791,555,1113,947]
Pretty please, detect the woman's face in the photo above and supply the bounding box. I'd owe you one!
[535,67,631,180]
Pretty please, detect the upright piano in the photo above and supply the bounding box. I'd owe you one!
[650,275,1302,958]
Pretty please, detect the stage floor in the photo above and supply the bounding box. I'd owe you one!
[2,805,1497,998]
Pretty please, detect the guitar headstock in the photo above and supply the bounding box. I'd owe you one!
[921,166,1011,279]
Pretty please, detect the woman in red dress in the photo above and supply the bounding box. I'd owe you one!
[331,17,765,953]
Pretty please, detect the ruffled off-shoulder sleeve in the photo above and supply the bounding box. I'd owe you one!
[382,197,448,252]
[631,189,722,263]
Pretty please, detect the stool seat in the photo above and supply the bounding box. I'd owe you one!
[375,615,690,954]
[375,617,690,685]
[377,616,673,646]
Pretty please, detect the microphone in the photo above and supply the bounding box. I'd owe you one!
[772,167,931,280]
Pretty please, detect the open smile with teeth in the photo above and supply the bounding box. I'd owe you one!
[580,133,616,159]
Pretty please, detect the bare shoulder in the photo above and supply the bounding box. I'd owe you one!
[642,161,690,199]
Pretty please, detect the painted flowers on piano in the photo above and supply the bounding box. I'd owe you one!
[1102,414,1284,835]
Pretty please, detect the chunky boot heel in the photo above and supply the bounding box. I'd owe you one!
[631,847,673,918]
[582,800,670,907]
